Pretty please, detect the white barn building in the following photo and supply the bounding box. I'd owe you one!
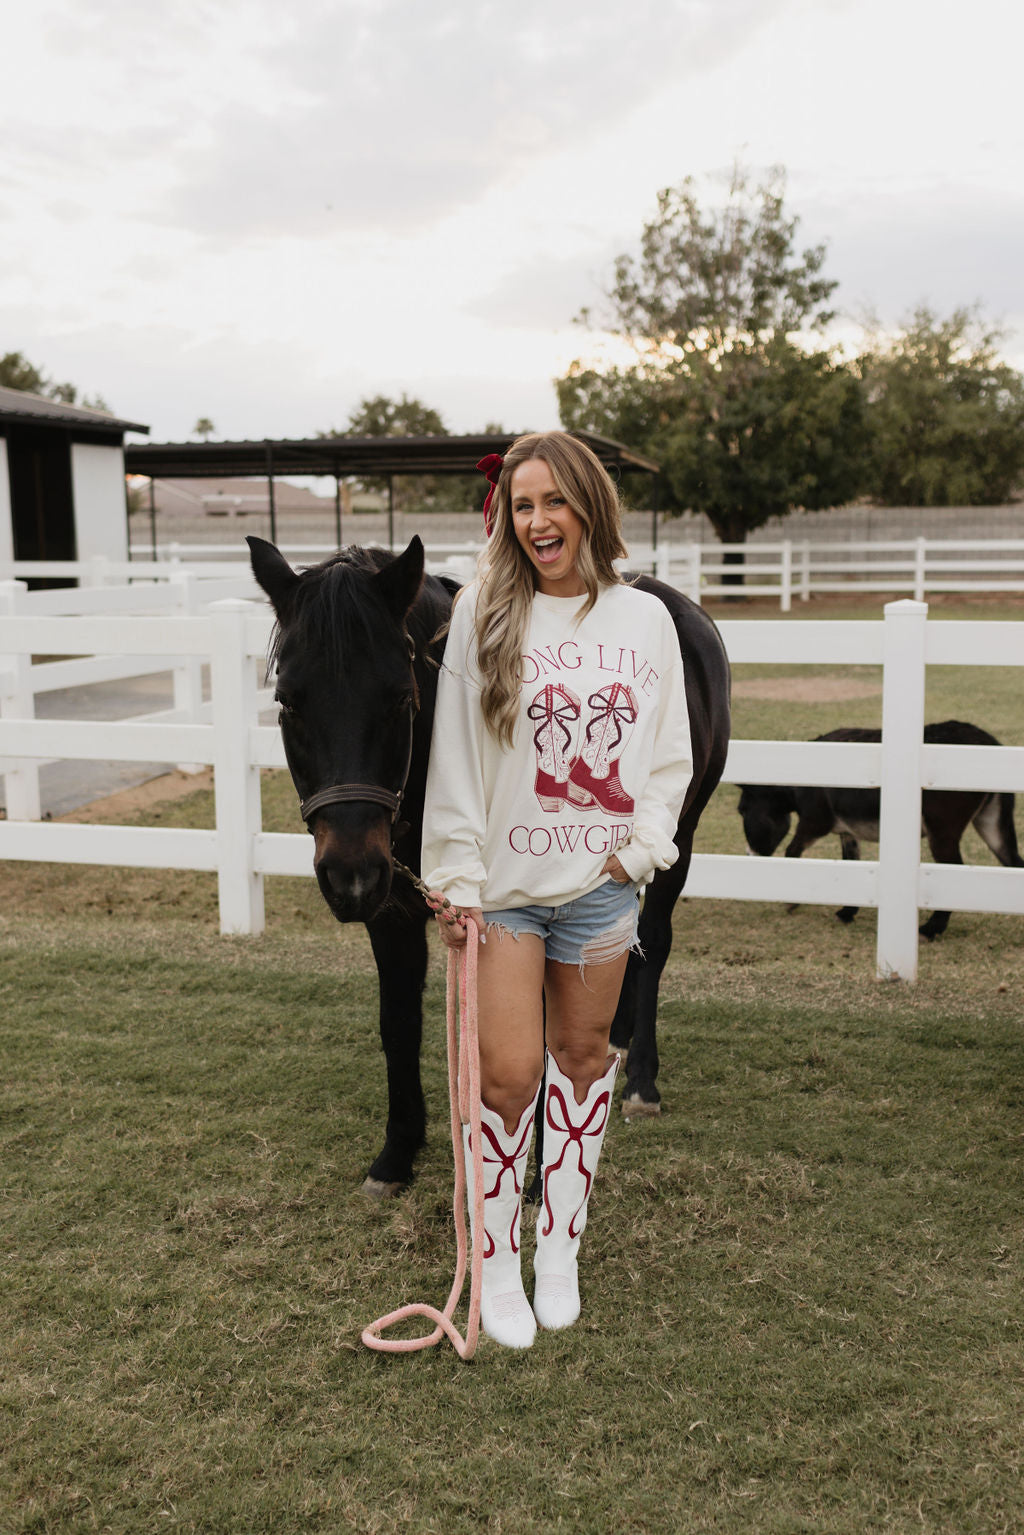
[0,385,148,570]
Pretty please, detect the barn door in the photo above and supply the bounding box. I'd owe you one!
[6,426,76,586]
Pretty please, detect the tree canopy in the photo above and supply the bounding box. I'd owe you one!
[557,167,867,550]
[320,393,496,517]
[856,307,1024,506]
[0,350,109,411]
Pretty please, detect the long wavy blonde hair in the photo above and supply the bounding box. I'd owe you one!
[466,431,627,748]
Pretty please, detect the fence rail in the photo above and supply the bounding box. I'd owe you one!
[2,596,1023,981]
[11,534,1024,611]
[636,537,1024,609]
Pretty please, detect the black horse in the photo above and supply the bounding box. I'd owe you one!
[738,721,1024,941]
[249,534,730,1192]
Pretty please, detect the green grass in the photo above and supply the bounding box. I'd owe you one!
[2,592,1023,1533]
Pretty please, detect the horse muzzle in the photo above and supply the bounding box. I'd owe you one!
[311,814,395,922]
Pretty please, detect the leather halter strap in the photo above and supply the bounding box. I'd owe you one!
[300,783,403,823]
[298,698,416,829]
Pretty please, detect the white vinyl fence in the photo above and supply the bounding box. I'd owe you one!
[8,536,1024,611]
[79,535,1024,611]
[638,537,1024,610]
[2,597,1023,982]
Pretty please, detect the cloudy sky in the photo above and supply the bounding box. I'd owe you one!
[2,0,1021,445]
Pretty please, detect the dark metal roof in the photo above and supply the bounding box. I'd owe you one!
[0,384,148,436]
[124,430,659,480]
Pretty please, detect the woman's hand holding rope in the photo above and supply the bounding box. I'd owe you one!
[426,891,486,949]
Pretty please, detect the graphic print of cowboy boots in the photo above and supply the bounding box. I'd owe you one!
[527,683,581,811]
[567,682,637,814]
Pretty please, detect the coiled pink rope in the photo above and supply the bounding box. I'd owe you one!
[361,920,484,1359]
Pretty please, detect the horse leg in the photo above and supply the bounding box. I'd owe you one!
[363,908,429,1195]
[971,793,1024,868]
[919,811,966,941]
[836,832,861,924]
[613,852,690,1118]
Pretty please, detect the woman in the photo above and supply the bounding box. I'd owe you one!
[423,431,692,1349]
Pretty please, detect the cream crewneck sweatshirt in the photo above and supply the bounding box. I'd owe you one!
[421,581,693,913]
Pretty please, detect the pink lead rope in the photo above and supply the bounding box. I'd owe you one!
[361,911,484,1360]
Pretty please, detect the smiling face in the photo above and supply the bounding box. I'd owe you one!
[510,457,587,597]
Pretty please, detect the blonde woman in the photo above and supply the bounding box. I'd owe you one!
[423,431,692,1348]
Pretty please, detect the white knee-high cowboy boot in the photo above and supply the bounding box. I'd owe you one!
[464,1091,539,1349]
[533,1049,618,1331]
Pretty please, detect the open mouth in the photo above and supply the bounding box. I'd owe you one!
[532,536,564,564]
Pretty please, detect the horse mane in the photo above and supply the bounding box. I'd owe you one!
[269,545,457,676]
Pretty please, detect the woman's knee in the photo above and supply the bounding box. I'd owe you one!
[480,1060,543,1127]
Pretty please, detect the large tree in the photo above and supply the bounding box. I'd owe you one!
[856,307,1024,506]
[556,167,867,559]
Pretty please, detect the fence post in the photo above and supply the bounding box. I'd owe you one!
[170,571,205,772]
[876,599,928,981]
[800,541,811,602]
[209,600,265,935]
[684,543,701,604]
[914,538,926,601]
[0,580,42,821]
[654,545,672,585]
[84,555,111,588]
[780,540,793,613]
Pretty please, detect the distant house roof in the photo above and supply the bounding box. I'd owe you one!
[124,431,659,480]
[142,476,341,517]
[0,384,148,436]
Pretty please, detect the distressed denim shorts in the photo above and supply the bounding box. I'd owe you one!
[485,877,642,968]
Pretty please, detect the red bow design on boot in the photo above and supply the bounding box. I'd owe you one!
[527,683,581,811]
[567,683,638,815]
[539,1081,612,1241]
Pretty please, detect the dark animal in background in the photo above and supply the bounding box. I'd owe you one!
[249,535,730,1193]
[738,721,1024,940]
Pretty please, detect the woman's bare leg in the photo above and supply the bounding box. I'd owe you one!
[475,927,547,1130]
[543,952,629,1099]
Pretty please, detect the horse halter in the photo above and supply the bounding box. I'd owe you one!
[298,697,417,832]
[300,781,405,824]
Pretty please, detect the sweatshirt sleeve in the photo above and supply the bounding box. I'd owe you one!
[613,605,693,886]
[420,593,490,909]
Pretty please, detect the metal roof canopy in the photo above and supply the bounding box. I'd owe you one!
[123,431,659,480]
[0,384,148,438]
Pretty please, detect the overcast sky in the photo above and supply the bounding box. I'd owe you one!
[2,0,1021,445]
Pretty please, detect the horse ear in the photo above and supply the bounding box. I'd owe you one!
[247,535,300,614]
[374,536,425,617]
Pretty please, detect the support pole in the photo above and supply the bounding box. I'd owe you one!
[334,473,342,550]
[388,475,395,553]
[265,442,277,545]
[148,477,157,559]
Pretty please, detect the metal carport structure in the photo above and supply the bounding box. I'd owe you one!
[124,431,660,551]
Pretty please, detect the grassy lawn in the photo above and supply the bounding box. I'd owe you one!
[2,593,1022,1533]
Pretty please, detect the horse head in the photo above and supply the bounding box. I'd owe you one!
[737,784,795,857]
[249,535,428,922]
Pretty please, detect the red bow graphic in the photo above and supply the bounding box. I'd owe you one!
[477,453,504,537]
[539,1084,611,1240]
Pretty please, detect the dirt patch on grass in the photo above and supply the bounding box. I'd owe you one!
[57,768,214,823]
[731,677,881,702]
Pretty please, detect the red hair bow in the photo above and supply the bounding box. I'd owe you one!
[477,453,504,537]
